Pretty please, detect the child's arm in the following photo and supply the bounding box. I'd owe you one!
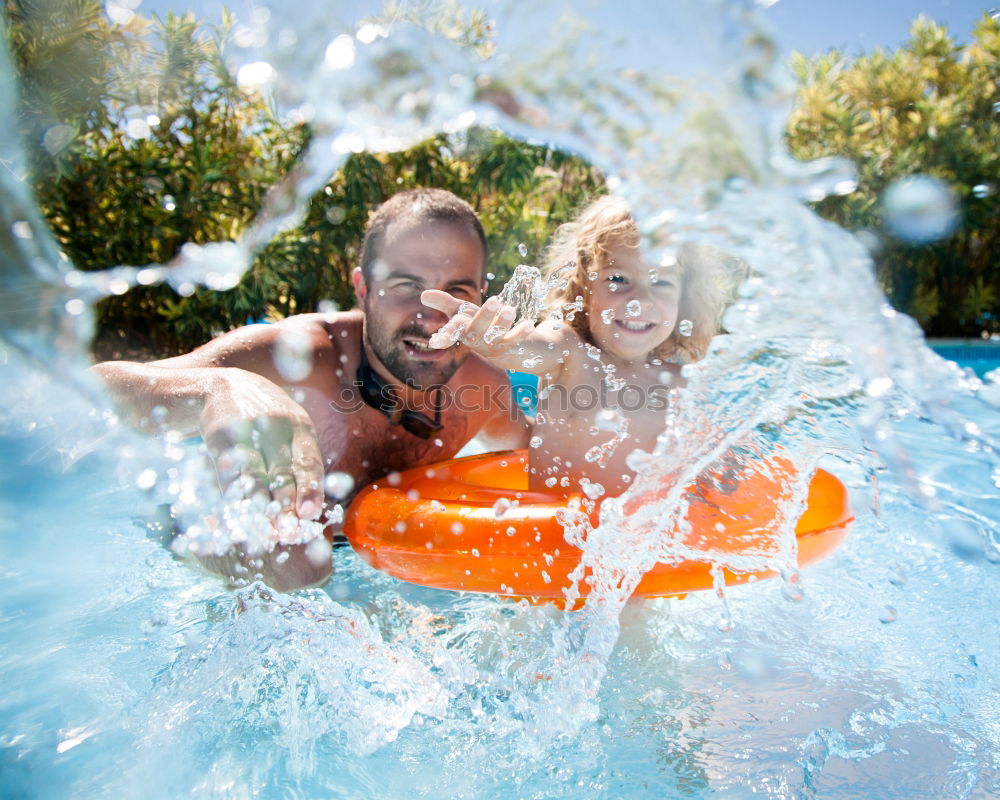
[421,290,575,375]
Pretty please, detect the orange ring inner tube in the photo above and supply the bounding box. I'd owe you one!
[343,450,853,600]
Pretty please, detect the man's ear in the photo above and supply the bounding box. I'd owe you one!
[352,267,367,301]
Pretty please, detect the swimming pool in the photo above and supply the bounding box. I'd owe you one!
[929,342,1000,379]
[1,378,997,798]
[2,1,998,798]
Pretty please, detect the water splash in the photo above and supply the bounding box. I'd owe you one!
[1,1,998,797]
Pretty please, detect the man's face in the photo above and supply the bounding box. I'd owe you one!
[361,220,485,389]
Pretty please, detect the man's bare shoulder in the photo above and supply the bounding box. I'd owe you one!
[155,310,361,375]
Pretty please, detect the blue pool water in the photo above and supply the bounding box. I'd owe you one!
[1,392,997,798]
[2,1,998,797]
[930,343,1000,378]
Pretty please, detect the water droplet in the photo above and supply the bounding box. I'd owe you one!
[136,468,157,490]
[64,299,85,316]
[11,221,32,239]
[325,34,356,70]
[323,471,355,499]
[236,61,276,92]
[518,242,528,257]
[492,498,512,518]
[601,308,615,324]
[521,355,543,368]
[625,299,641,317]
[162,195,176,212]
[879,605,898,624]
[125,117,151,140]
[882,175,959,244]
[678,319,693,336]
[42,124,73,155]
[865,376,894,398]
[580,478,605,499]
[972,184,992,199]
[544,476,558,488]
[273,328,313,381]
[529,435,543,448]
[357,23,388,44]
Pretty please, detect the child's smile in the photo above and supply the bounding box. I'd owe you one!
[588,243,680,362]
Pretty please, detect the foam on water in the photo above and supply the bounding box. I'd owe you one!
[1,1,998,797]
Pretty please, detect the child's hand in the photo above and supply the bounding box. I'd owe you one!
[421,290,534,356]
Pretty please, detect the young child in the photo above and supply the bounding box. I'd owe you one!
[422,195,735,496]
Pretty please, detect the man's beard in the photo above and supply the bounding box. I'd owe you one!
[365,307,465,390]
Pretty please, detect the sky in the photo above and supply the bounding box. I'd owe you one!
[138,0,993,57]
[761,0,991,55]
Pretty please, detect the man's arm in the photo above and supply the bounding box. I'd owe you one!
[91,320,332,589]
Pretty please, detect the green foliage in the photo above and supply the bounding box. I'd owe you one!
[6,1,602,359]
[787,13,1000,337]
[254,129,604,321]
[6,1,309,357]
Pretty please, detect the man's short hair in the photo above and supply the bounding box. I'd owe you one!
[359,188,489,283]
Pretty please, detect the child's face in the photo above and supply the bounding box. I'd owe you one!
[586,242,680,362]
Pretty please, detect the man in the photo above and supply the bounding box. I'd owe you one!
[94,188,529,590]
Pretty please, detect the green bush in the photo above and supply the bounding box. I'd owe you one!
[6,1,603,359]
[786,13,1000,337]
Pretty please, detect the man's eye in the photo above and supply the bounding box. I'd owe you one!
[391,281,422,293]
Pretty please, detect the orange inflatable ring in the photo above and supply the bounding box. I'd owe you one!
[343,450,853,600]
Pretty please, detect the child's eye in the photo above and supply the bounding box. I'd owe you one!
[606,273,628,284]
[653,278,676,288]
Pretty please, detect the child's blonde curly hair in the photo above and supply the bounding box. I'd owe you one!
[542,195,740,363]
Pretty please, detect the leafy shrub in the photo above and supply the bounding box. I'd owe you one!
[786,14,1000,337]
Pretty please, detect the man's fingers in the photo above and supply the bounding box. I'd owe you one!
[290,426,325,519]
[424,290,481,349]
[428,314,471,348]
[420,289,466,316]
[222,443,269,500]
[463,297,515,347]
[267,460,297,513]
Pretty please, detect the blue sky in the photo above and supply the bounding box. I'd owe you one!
[762,0,990,55]
[139,0,992,57]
